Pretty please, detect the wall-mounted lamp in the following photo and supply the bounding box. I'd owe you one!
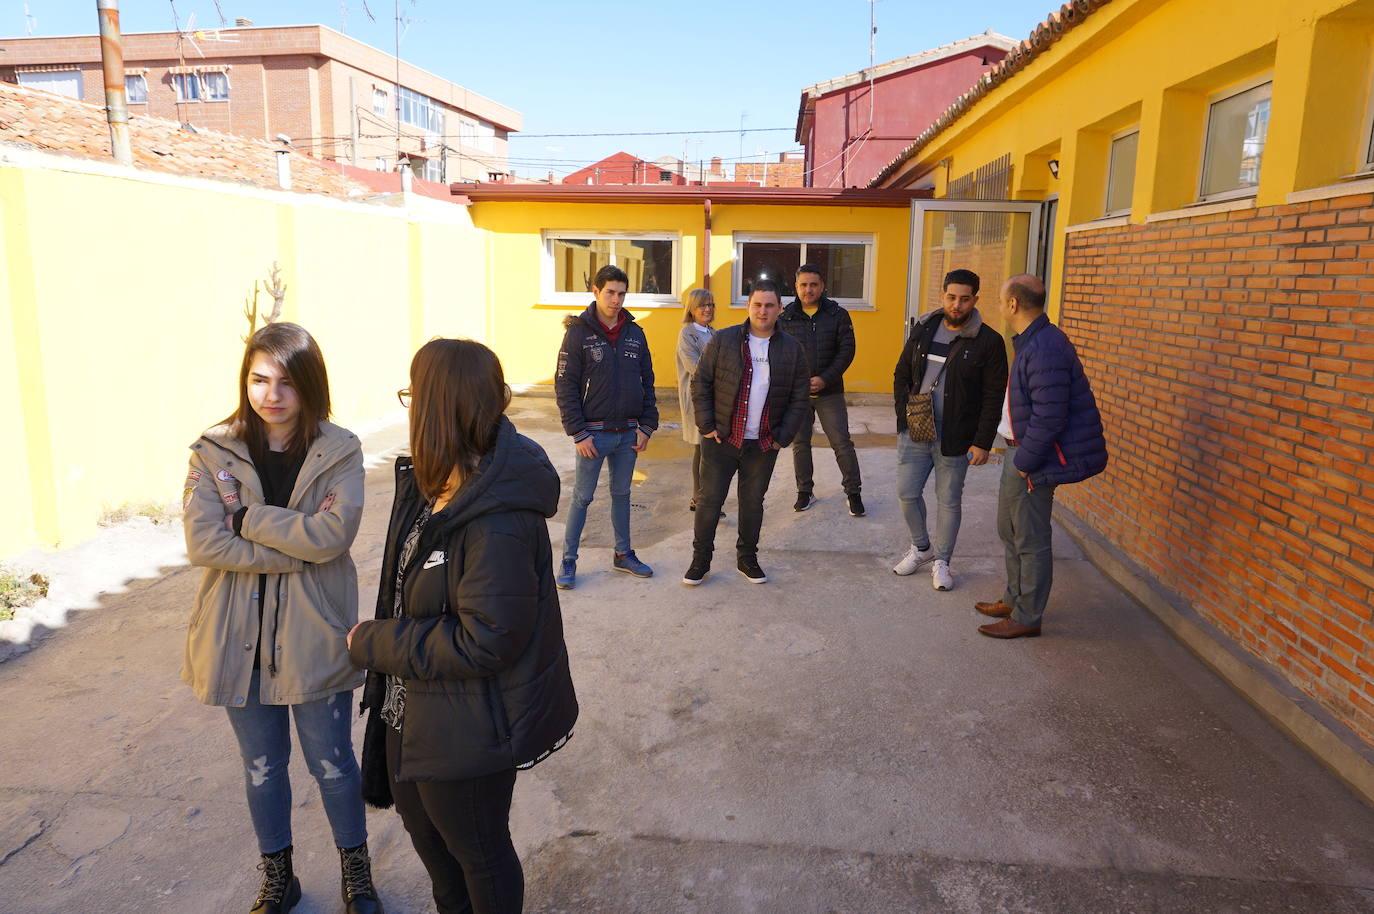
[1047,159,1060,179]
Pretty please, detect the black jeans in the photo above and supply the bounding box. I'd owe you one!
[791,392,862,496]
[693,439,779,562]
[386,726,522,914]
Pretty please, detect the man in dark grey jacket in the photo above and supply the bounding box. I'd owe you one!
[779,264,865,517]
[685,280,809,586]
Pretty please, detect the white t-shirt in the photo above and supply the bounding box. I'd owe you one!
[744,334,771,440]
[997,385,1014,443]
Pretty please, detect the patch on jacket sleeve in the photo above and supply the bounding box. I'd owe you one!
[216,469,237,483]
[422,550,447,570]
[222,490,239,505]
[556,350,568,378]
[186,469,202,483]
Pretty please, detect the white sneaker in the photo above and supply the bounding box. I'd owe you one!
[931,560,954,591]
[893,545,934,575]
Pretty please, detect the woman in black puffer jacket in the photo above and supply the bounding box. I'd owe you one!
[348,339,578,914]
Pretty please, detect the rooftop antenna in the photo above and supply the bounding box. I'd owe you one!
[340,0,375,34]
[392,0,425,164]
[23,2,36,35]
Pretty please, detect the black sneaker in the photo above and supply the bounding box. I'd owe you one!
[847,493,865,517]
[793,493,816,512]
[682,556,710,586]
[737,557,768,584]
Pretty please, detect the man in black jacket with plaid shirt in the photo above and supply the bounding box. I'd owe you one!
[684,279,809,586]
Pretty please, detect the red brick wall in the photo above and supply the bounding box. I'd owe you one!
[1058,192,1374,745]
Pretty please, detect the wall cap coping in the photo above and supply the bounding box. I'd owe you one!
[1288,176,1374,205]
[1064,214,1131,234]
[1144,197,1255,223]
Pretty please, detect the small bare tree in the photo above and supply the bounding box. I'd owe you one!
[242,262,288,340]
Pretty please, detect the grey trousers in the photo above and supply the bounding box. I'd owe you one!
[997,445,1057,628]
[791,392,862,496]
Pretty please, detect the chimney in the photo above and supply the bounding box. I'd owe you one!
[235,17,253,27]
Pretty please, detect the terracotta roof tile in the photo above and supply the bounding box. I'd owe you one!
[0,79,372,199]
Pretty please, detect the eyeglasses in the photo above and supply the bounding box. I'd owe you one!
[397,388,411,409]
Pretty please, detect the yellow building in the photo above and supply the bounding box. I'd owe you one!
[870,0,1374,773]
[460,184,928,395]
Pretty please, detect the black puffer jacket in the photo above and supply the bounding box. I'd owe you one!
[555,304,658,440]
[691,321,811,447]
[893,308,1008,457]
[778,296,855,394]
[350,417,577,800]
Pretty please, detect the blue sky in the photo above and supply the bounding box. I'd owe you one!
[4,1,1052,178]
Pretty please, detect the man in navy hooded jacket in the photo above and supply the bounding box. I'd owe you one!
[976,273,1107,639]
[554,264,658,589]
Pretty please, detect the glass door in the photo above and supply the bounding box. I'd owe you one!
[906,200,1042,344]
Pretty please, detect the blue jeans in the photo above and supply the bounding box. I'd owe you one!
[224,669,367,854]
[563,428,638,561]
[895,431,970,564]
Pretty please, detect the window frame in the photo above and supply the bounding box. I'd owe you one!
[1362,61,1374,174]
[15,68,83,100]
[540,230,681,309]
[1197,73,1273,203]
[172,72,201,102]
[397,86,444,134]
[730,232,875,310]
[201,70,230,102]
[124,74,148,105]
[1103,127,1140,217]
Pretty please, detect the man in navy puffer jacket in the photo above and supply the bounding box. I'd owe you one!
[554,265,658,589]
[976,273,1107,639]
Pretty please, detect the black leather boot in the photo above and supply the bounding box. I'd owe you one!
[250,845,301,914]
[338,842,384,914]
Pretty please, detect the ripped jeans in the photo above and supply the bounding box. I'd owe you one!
[225,669,367,854]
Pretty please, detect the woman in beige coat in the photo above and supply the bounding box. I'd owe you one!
[182,322,381,914]
[676,288,717,512]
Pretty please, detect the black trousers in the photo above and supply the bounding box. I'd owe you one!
[386,726,522,914]
[791,392,862,496]
[693,439,779,562]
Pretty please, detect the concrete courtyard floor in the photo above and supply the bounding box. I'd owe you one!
[2,395,1373,913]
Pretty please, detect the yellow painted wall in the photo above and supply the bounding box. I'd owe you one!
[470,199,912,397]
[882,0,1374,312]
[0,160,484,555]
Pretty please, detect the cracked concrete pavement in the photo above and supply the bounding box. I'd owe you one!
[1,395,1373,913]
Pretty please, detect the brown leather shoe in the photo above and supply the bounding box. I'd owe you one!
[978,618,1041,639]
[975,600,1013,617]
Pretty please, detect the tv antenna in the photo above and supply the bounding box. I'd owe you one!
[340,0,376,34]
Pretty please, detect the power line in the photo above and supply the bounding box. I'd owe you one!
[510,127,794,139]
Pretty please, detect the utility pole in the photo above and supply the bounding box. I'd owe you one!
[96,0,132,166]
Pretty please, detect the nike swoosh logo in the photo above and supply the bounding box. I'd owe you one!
[422,551,446,570]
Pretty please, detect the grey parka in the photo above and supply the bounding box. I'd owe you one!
[181,421,366,707]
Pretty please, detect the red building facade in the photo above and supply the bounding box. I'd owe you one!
[563,151,686,186]
[796,32,1015,189]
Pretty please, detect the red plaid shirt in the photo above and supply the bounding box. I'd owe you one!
[726,331,775,450]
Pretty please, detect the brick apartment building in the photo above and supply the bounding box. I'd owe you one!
[0,23,520,182]
[734,152,805,188]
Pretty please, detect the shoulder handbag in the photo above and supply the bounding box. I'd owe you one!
[906,359,948,443]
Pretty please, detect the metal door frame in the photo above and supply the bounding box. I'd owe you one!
[905,199,1043,328]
